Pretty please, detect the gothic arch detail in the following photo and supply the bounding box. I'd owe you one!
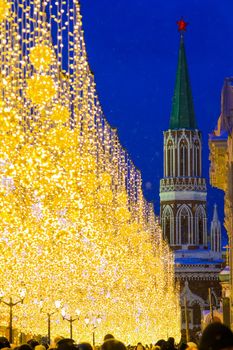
[180,281,206,330]
[177,204,193,245]
[160,130,207,249]
[166,140,174,177]
[193,133,202,176]
[193,139,200,176]
[195,205,207,245]
[178,136,190,177]
[162,205,174,244]
[165,135,175,177]
[180,281,206,307]
[210,289,219,307]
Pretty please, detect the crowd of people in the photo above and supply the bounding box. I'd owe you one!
[0,323,233,350]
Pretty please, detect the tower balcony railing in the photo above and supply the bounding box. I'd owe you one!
[160,177,206,192]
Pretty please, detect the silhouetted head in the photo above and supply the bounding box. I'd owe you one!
[53,337,64,347]
[101,339,126,350]
[155,342,166,348]
[167,338,175,349]
[104,336,115,342]
[199,323,233,350]
[0,337,10,349]
[27,340,39,350]
[19,345,33,350]
[155,341,167,350]
[76,343,92,350]
[57,339,76,350]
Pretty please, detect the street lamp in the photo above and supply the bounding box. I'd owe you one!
[61,308,80,339]
[84,315,102,346]
[93,315,101,346]
[0,288,26,344]
[41,300,61,344]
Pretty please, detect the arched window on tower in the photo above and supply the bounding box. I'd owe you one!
[194,140,200,176]
[179,139,188,176]
[162,206,173,244]
[195,206,206,245]
[178,205,191,245]
[167,140,173,177]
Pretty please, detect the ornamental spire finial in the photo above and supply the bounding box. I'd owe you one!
[176,18,188,32]
[169,17,197,130]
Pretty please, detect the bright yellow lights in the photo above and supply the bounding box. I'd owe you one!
[0,105,19,132]
[0,0,10,22]
[50,104,70,123]
[30,45,54,71]
[0,0,181,344]
[26,75,56,105]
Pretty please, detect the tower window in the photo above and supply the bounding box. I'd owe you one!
[167,141,173,177]
[195,206,206,245]
[162,206,173,244]
[179,139,188,176]
[194,141,200,176]
[179,206,191,245]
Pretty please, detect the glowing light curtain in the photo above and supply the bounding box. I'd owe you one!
[0,0,181,344]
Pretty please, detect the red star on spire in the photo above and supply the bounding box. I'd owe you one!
[176,18,188,32]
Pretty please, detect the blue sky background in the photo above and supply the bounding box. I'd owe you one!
[79,0,233,245]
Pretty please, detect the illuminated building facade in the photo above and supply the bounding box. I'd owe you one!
[209,77,233,327]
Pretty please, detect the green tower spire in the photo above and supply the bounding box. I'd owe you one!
[169,29,197,130]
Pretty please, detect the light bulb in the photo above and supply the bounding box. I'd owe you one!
[75,308,81,316]
[19,288,26,299]
[55,300,61,309]
[61,309,66,317]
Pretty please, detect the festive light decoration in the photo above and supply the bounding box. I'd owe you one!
[0,0,181,344]
[29,45,54,71]
[26,75,56,105]
[0,0,10,22]
[50,104,70,123]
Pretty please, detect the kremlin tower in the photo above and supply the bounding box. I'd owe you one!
[159,20,223,337]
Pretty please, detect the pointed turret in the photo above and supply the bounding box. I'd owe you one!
[213,78,233,137]
[211,204,222,256]
[160,20,223,334]
[169,22,197,130]
[213,203,219,221]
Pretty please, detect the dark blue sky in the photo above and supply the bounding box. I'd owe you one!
[79,0,233,242]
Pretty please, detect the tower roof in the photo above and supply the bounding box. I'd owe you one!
[169,31,197,130]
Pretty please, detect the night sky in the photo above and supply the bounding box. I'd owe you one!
[79,0,233,244]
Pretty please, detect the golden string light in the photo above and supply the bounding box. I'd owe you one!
[0,0,181,344]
